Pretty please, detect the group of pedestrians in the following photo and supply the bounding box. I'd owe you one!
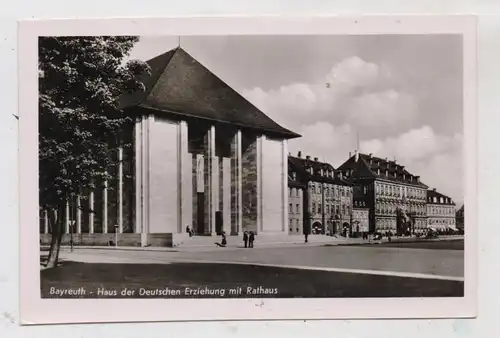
[243,231,255,248]
[214,230,255,248]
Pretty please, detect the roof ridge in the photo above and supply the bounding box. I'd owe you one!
[164,48,299,137]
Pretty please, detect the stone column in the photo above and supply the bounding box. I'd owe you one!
[118,146,124,233]
[89,191,94,234]
[241,134,258,233]
[204,125,216,235]
[76,196,82,234]
[179,120,192,233]
[140,115,152,245]
[230,130,243,235]
[134,117,142,235]
[65,201,70,233]
[256,135,263,232]
[222,157,231,234]
[103,176,108,234]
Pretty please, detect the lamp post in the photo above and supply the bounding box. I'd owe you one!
[69,220,75,252]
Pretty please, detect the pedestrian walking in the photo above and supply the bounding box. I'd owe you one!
[221,231,227,247]
[249,231,255,248]
[305,232,309,243]
[243,231,249,248]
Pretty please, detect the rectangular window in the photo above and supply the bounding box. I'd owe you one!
[296,204,299,213]
[289,203,292,213]
[318,204,321,213]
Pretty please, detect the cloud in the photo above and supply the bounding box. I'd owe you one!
[360,126,464,204]
[241,56,463,204]
[242,56,417,138]
[288,122,354,166]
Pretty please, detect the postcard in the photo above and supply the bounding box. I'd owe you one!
[18,15,477,324]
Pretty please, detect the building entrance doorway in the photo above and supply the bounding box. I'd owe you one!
[196,193,205,234]
[215,211,223,235]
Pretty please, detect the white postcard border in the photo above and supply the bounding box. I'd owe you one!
[18,15,477,325]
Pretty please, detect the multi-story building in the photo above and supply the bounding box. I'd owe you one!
[427,189,457,230]
[456,205,465,232]
[288,152,353,236]
[288,167,306,235]
[352,199,370,234]
[337,151,429,234]
[39,47,300,247]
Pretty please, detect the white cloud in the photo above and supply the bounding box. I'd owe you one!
[288,121,354,169]
[242,56,417,138]
[242,56,463,205]
[360,126,464,204]
[325,56,386,92]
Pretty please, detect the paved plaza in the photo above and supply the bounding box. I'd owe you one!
[40,239,464,298]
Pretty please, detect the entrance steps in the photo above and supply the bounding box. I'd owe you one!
[174,233,351,248]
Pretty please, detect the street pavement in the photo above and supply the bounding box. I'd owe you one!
[49,239,464,280]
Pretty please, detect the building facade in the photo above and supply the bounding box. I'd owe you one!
[288,153,353,236]
[39,47,300,247]
[338,152,428,234]
[352,199,370,234]
[427,189,457,230]
[288,166,306,235]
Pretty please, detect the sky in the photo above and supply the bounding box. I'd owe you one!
[128,35,464,205]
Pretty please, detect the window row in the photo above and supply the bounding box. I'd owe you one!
[288,188,302,198]
[288,203,301,214]
[309,183,352,197]
[427,207,455,216]
[311,202,350,216]
[429,218,456,225]
[288,218,302,233]
[375,183,425,200]
[375,203,426,216]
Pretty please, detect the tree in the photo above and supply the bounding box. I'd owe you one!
[39,36,150,268]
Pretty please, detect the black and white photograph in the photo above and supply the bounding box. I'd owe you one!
[18,16,477,324]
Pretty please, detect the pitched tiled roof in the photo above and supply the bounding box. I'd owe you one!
[119,47,300,139]
[427,189,456,205]
[288,156,352,186]
[337,153,428,188]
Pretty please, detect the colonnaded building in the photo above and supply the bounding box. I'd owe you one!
[40,47,300,247]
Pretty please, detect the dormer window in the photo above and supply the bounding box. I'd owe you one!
[292,172,296,180]
[385,170,388,177]
[394,172,397,178]
[377,168,380,175]
[320,169,324,176]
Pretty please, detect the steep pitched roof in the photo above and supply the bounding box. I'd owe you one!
[119,47,300,139]
[337,153,428,188]
[288,156,352,186]
[427,189,456,206]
